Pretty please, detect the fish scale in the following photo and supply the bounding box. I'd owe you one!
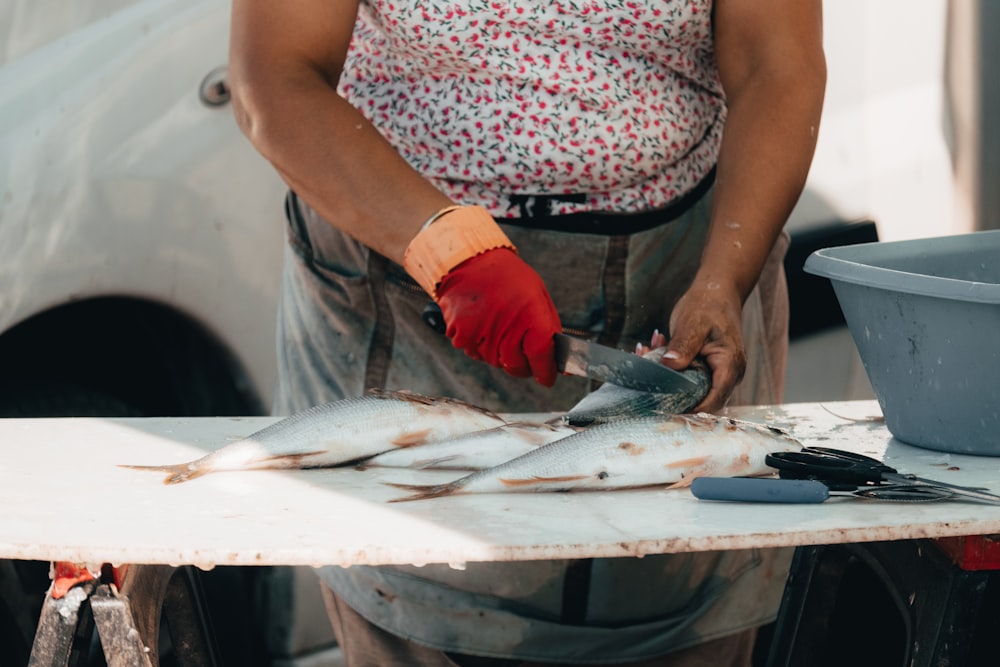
[387,413,803,502]
[121,389,507,484]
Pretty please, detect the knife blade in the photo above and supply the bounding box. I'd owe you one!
[553,333,699,393]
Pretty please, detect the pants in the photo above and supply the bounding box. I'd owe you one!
[321,583,757,667]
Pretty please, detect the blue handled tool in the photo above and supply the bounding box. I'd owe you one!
[690,477,953,504]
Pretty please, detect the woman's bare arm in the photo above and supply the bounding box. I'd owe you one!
[664,0,827,411]
[228,0,453,264]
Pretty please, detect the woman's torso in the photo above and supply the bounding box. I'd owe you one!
[340,0,725,218]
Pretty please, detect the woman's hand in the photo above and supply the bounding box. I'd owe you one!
[661,279,747,413]
[660,0,825,412]
[436,248,561,387]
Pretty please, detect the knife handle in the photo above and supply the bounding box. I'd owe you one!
[691,477,830,503]
[422,303,447,334]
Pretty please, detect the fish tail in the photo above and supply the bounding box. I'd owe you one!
[118,463,203,485]
[385,480,466,502]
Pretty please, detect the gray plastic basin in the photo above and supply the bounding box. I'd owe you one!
[804,230,1000,455]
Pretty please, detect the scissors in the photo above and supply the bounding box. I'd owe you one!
[690,477,955,503]
[764,447,1000,506]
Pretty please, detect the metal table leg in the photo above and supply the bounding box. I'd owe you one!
[90,584,155,667]
[28,564,221,667]
[28,581,99,667]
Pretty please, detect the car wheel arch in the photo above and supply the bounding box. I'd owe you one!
[0,296,265,419]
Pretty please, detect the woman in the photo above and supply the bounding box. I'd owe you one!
[229,0,825,664]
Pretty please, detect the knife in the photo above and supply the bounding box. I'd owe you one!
[553,333,698,393]
[421,304,696,394]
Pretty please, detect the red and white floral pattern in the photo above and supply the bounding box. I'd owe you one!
[340,0,724,218]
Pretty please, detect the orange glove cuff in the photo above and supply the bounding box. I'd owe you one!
[403,205,516,298]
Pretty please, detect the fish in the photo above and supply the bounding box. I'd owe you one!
[562,348,711,426]
[122,389,507,484]
[358,422,579,471]
[386,413,802,502]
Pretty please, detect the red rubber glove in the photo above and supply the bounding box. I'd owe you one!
[436,247,561,386]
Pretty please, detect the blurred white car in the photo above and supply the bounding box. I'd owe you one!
[0,2,341,665]
[1,0,285,418]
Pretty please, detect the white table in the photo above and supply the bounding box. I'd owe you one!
[4,400,1000,665]
[3,400,999,568]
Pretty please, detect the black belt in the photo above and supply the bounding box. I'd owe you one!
[501,166,715,236]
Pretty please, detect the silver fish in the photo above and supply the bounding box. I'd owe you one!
[562,349,711,426]
[122,390,507,484]
[359,422,579,471]
[387,413,802,502]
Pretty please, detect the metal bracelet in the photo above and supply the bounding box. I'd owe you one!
[417,205,464,234]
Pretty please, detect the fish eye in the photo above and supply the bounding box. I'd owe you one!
[597,471,609,480]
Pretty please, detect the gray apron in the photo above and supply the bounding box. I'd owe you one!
[273,190,791,663]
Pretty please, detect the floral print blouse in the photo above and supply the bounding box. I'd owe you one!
[340,0,724,219]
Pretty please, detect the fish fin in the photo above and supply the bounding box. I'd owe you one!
[386,455,479,471]
[118,463,204,485]
[499,475,588,488]
[369,388,506,422]
[499,423,571,446]
[412,456,467,470]
[665,471,713,490]
[261,450,329,464]
[384,480,465,502]
[675,414,716,430]
[662,457,715,489]
[392,428,434,447]
[365,456,467,470]
[366,388,436,405]
[259,450,366,470]
[664,456,711,470]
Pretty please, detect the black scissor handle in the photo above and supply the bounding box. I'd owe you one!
[802,447,898,473]
[765,450,886,485]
